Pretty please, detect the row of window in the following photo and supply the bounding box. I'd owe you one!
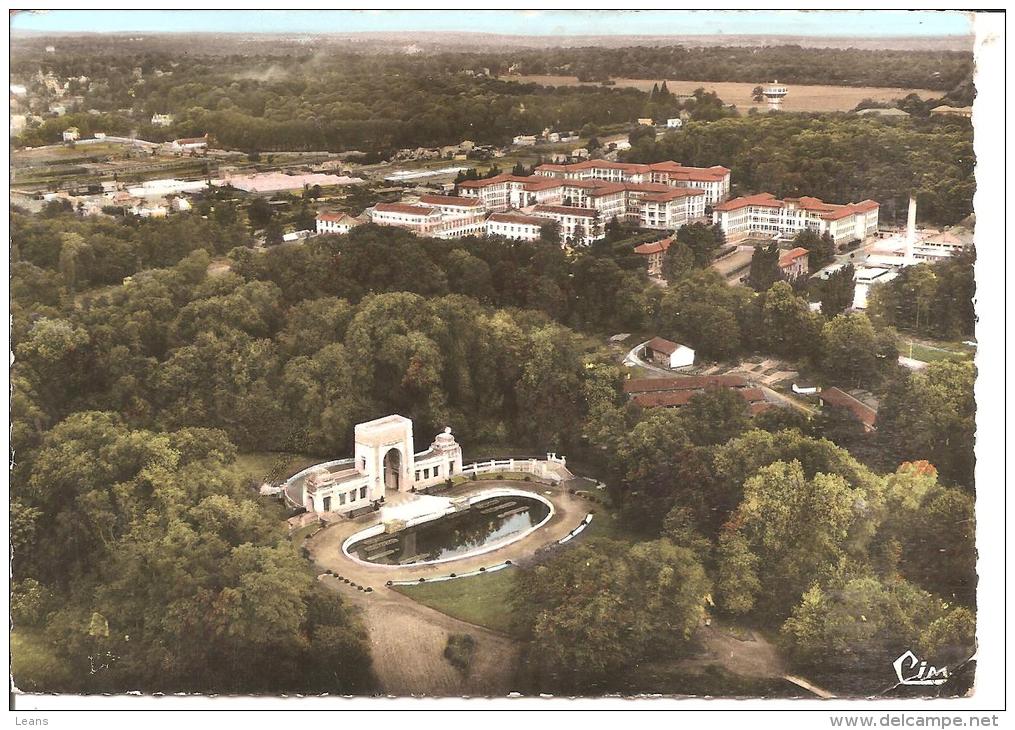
[415,464,442,482]
[322,485,369,511]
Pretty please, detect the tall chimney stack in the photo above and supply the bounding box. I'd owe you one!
[905,195,917,263]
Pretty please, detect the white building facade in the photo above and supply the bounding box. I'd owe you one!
[316,212,360,235]
[713,193,879,246]
[291,416,464,515]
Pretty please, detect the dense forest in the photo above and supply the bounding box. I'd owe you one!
[13,40,972,153]
[504,45,973,93]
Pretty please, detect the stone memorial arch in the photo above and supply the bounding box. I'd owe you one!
[354,415,415,499]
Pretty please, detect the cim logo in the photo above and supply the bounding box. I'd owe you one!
[893,650,949,686]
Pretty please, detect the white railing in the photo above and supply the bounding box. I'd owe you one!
[459,454,568,482]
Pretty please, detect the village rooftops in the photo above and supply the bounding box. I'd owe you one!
[373,202,442,216]
[173,135,208,145]
[418,194,485,207]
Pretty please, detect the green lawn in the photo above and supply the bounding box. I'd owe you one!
[905,342,973,364]
[11,629,74,692]
[393,568,521,636]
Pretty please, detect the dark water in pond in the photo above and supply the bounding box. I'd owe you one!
[349,495,551,565]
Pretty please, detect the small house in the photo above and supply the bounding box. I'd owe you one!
[643,337,695,369]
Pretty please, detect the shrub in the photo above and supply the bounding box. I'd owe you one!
[443,634,477,675]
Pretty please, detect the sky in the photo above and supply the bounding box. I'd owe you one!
[10,9,974,38]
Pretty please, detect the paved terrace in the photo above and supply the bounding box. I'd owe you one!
[306,478,590,587]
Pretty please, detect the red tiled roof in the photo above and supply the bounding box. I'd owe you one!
[651,162,731,182]
[532,204,598,218]
[488,212,546,226]
[373,202,440,216]
[778,247,810,267]
[623,182,675,193]
[641,188,703,203]
[738,387,766,404]
[174,135,208,145]
[317,212,353,223]
[418,194,484,207]
[820,387,878,428]
[457,173,517,189]
[633,237,672,255]
[632,390,698,408]
[714,193,783,213]
[534,159,653,175]
[522,177,565,191]
[623,375,748,394]
[645,336,681,355]
[819,199,881,221]
[750,401,775,416]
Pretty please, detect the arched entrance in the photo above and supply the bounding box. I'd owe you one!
[383,448,402,492]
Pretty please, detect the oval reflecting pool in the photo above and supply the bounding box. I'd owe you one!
[349,495,551,565]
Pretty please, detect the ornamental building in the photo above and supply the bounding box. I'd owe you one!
[287,416,464,515]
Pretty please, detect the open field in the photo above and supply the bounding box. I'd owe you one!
[903,340,975,364]
[505,75,941,113]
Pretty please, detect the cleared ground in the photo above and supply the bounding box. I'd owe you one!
[506,75,940,113]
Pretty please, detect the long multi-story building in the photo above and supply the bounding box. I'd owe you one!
[712,193,879,246]
[369,196,488,239]
[533,159,732,206]
[459,174,707,232]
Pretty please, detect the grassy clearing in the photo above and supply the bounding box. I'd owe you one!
[11,629,74,692]
[394,567,520,636]
[225,451,320,485]
[905,342,973,364]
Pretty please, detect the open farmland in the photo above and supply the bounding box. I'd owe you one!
[505,75,941,113]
